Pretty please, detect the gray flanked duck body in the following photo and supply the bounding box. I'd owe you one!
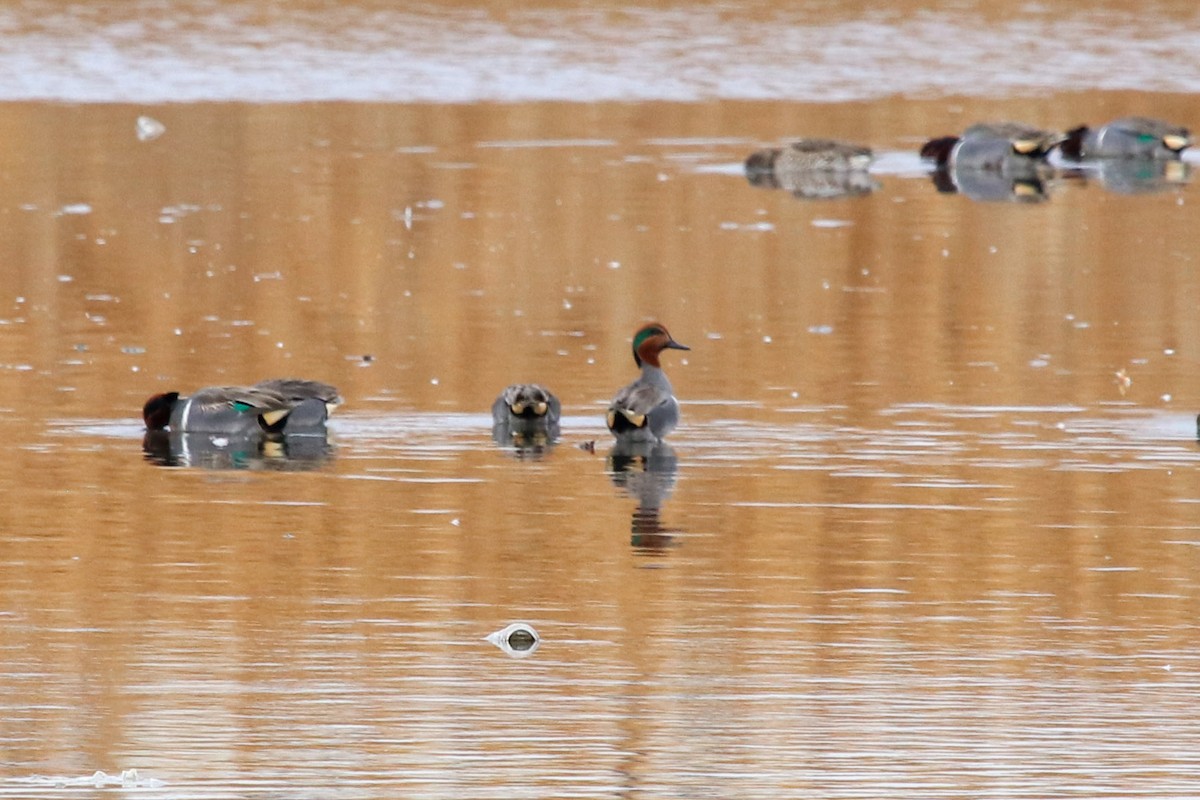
[142,379,342,435]
[606,323,689,443]
[920,122,1063,202]
[921,122,1064,171]
[491,383,561,447]
[1061,117,1192,161]
[744,138,877,199]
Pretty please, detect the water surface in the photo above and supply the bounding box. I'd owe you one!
[2,2,1200,798]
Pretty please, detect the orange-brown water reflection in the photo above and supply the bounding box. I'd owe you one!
[2,89,1200,797]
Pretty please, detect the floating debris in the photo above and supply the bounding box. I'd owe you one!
[1114,368,1132,394]
[485,622,540,658]
[15,770,162,789]
[136,115,166,142]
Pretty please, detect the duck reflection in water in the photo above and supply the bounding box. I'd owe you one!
[1062,158,1191,196]
[607,440,680,553]
[491,383,561,458]
[142,429,335,471]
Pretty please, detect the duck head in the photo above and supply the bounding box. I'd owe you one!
[919,136,959,167]
[143,392,180,430]
[1060,125,1089,160]
[632,323,689,368]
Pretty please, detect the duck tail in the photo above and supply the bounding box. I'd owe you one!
[257,407,294,434]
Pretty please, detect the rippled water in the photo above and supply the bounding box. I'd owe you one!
[2,1,1200,798]
[2,1,1200,102]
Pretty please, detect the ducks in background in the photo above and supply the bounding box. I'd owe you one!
[744,138,877,199]
[142,378,342,435]
[606,323,690,443]
[747,116,1191,202]
[920,122,1066,169]
[1059,117,1192,194]
[1061,116,1192,161]
[919,122,1065,202]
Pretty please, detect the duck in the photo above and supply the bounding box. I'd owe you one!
[1061,117,1192,160]
[606,323,689,443]
[142,378,342,435]
[491,383,561,446]
[745,139,878,199]
[745,138,873,175]
[920,122,1065,171]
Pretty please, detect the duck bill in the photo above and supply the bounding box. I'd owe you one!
[666,339,690,351]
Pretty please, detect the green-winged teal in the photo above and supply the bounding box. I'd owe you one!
[492,383,561,446]
[921,122,1065,171]
[745,139,877,199]
[1061,117,1192,160]
[746,138,873,174]
[606,323,689,443]
[142,379,342,434]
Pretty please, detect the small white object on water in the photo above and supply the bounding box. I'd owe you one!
[136,115,166,142]
[485,622,540,658]
[1162,394,1172,403]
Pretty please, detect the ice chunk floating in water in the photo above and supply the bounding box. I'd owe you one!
[486,622,540,658]
[136,114,165,141]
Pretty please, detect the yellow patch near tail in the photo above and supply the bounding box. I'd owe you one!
[261,409,290,427]
[1164,134,1190,151]
[613,409,645,427]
